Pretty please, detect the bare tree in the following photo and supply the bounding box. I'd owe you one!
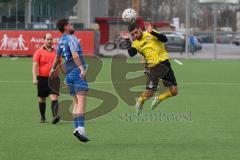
[107,0,240,31]
[109,0,131,17]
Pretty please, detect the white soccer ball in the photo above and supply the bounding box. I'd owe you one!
[122,8,137,23]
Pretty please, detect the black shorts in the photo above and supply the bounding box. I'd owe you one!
[146,60,177,91]
[37,76,60,98]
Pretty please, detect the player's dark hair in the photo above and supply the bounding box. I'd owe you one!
[128,22,139,32]
[56,19,69,33]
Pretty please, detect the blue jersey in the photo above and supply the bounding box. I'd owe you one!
[57,34,87,74]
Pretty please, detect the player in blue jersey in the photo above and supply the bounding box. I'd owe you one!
[50,19,89,142]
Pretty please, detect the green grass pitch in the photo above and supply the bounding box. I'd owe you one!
[0,57,239,160]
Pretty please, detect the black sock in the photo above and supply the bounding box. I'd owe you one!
[51,100,59,117]
[39,102,46,119]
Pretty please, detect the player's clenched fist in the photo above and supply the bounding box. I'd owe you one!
[144,22,153,33]
[33,78,38,85]
[120,31,130,40]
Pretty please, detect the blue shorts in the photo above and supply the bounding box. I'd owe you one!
[65,69,88,96]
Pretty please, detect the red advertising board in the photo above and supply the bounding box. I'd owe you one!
[0,30,95,56]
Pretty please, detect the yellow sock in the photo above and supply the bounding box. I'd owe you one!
[137,92,149,105]
[159,89,173,101]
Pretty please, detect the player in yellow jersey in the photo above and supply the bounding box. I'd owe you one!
[120,22,178,112]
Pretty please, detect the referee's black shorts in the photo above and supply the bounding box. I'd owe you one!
[37,76,60,98]
[146,60,177,91]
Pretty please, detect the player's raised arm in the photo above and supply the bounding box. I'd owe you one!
[151,30,168,43]
[128,47,138,57]
[145,22,168,43]
[119,31,138,57]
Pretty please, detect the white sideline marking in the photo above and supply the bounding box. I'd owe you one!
[0,81,31,83]
[180,82,240,86]
[173,59,184,66]
[0,81,240,86]
[92,82,240,86]
[11,58,19,61]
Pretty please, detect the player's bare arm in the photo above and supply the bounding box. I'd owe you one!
[119,31,130,40]
[145,22,168,42]
[50,54,61,78]
[72,52,86,78]
[119,31,138,57]
[59,63,66,74]
[56,57,66,74]
[32,62,38,85]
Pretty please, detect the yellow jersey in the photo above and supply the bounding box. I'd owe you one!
[132,31,169,67]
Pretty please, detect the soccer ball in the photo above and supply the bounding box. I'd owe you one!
[122,8,137,23]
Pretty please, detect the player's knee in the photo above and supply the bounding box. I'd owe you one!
[76,91,88,97]
[170,87,178,96]
[50,94,58,101]
[145,91,154,98]
[39,97,46,103]
[172,91,178,96]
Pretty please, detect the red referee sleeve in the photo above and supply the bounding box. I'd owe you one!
[33,51,40,62]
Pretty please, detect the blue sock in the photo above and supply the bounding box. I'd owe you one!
[74,119,78,129]
[74,116,84,128]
